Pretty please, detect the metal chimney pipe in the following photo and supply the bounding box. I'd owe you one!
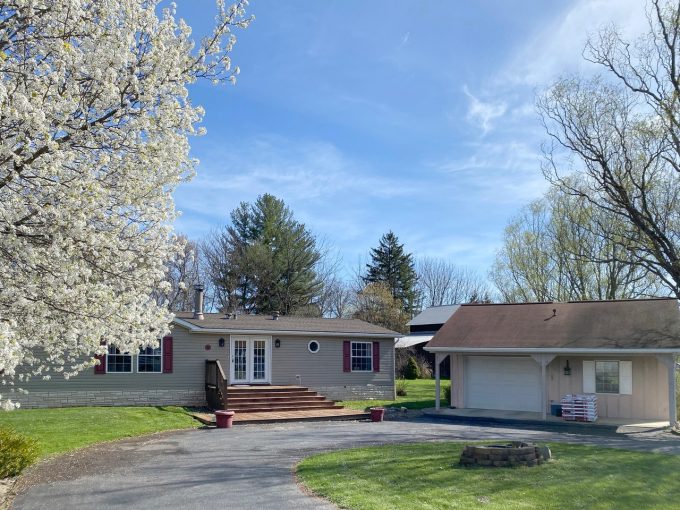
[193,284,205,320]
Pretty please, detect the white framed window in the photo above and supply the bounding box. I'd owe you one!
[583,360,632,395]
[107,345,132,373]
[595,361,619,393]
[138,344,162,373]
[351,341,373,372]
[308,340,320,353]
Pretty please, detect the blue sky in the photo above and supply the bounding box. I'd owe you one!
[173,0,648,280]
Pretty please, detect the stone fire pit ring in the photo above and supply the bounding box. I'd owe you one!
[459,442,550,468]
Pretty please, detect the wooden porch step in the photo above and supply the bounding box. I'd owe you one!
[226,390,319,398]
[227,395,327,403]
[229,404,344,413]
[191,408,370,426]
[233,408,369,424]
[227,385,309,392]
[209,385,344,414]
[226,400,339,411]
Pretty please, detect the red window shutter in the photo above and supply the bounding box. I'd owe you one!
[163,336,173,374]
[94,354,106,374]
[343,341,351,372]
[94,339,106,374]
[373,341,380,372]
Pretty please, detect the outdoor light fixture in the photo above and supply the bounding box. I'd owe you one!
[564,360,571,376]
[275,338,281,348]
[218,338,225,348]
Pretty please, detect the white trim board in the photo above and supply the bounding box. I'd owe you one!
[425,347,680,354]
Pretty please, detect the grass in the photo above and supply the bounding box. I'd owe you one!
[0,406,199,458]
[297,441,680,510]
[340,378,447,411]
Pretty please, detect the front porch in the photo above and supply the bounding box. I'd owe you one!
[192,407,369,425]
[203,360,370,424]
[423,407,670,433]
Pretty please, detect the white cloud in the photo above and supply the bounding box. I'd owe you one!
[502,0,649,86]
[438,140,541,174]
[398,31,410,48]
[174,136,423,238]
[434,139,548,206]
[190,137,417,200]
[462,85,507,135]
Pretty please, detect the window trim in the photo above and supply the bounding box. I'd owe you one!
[106,345,133,374]
[308,340,320,354]
[350,341,373,372]
[595,360,620,394]
[137,342,163,374]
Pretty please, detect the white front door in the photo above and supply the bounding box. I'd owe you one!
[230,336,271,384]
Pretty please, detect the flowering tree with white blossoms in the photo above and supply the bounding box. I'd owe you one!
[0,0,251,408]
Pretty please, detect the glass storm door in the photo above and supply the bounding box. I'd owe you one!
[230,337,270,384]
[231,338,249,383]
[252,339,267,382]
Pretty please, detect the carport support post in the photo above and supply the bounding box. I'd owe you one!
[531,354,555,421]
[656,354,677,427]
[435,353,444,410]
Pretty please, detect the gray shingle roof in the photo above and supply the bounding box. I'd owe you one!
[173,312,400,337]
[427,298,680,350]
[408,305,460,327]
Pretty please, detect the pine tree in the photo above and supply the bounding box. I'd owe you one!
[204,194,322,315]
[363,231,418,315]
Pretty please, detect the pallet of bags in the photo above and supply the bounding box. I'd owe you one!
[560,394,598,422]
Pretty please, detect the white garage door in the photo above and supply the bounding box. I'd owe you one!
[464,356,542,412]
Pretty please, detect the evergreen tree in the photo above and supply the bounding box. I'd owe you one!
[363,231,418,315]
[204,194,322,315]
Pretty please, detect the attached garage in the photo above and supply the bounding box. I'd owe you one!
[464,356,542,412]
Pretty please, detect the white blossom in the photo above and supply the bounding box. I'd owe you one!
[0,0,251,407]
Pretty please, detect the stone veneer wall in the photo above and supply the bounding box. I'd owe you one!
[14,389,206,409]
[313,384,393,401]
[15,385,392,408]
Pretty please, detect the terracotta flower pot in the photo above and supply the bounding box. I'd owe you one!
[370,407,385,422]
[215,410,235,428]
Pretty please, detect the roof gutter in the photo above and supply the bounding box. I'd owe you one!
[425,346,680,354]
[172,318,398,338]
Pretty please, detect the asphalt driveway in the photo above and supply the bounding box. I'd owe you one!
[12,417,680,510]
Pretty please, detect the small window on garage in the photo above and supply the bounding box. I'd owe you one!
[583,360,632,395]
[595,361,620,393]
[308,340,320,353]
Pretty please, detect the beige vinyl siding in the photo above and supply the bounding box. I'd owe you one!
[15,326,223,395]
[448,353,669,420]
[547,356,668,420]
[12,326,396,406]
[267,336,394,389]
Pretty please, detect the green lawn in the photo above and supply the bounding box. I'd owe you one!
[0,406,199,458]
[340,378,447,410]
[297,442,680,510]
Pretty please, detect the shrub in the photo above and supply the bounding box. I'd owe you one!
[444,384,451,404]
[404,356,421,380]
[417,357,432,379]
[395,348,412,378]
[0,426,39,478]
[396,378,408,397]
